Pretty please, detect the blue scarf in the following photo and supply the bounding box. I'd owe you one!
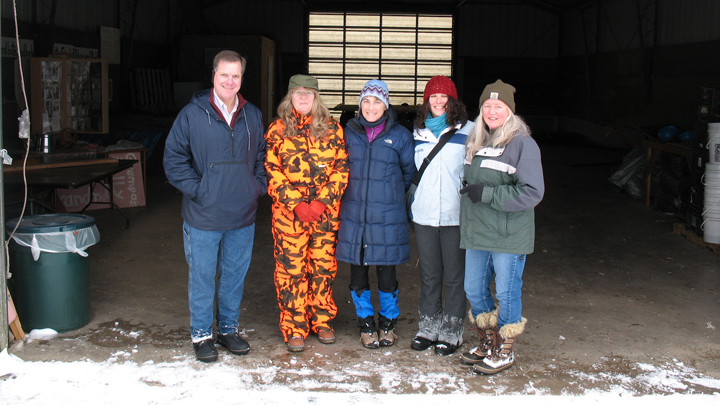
[425,113,449,138]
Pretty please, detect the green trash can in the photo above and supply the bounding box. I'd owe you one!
[6,214,100,333]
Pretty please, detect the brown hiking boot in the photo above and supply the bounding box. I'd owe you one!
[360,331,380,349]
[378,329,397,347]
[286,335,305,352]
[318,329,336,344]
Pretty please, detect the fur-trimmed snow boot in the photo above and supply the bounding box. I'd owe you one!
[473,317,526,375]
[460,308,498,365]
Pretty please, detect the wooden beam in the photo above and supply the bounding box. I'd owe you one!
[7,290,25,341]
[307,1,454,14]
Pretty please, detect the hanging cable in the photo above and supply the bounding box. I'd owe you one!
[5,0,33,280]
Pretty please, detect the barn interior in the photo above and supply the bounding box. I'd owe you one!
[0,0,719,395]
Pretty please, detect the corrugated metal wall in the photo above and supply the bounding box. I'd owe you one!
[2,0,116,34]
[560,0,720,57]
[119,0,170,45]
[561,0,654,56]
[2,0,33,24]
[660,0,720,45]
[2,0,719,129]
[5,0,720,54]
[200,1,305,53]
[456,1,559,58]
[51,1,115,32]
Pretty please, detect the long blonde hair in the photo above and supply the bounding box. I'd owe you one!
[276,88,332,139]
[465,110,531,162]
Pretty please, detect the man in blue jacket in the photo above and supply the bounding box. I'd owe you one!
[164,50,267,363]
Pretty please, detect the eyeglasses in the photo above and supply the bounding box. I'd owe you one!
[292,90,314,98]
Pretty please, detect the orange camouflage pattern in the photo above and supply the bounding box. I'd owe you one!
[265,112,349,341]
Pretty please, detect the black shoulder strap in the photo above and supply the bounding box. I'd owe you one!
[411,128,458,186]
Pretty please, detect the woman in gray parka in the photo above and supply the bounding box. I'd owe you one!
[458,80,545,375]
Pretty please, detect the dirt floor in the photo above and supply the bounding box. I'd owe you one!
[6,137,720,395]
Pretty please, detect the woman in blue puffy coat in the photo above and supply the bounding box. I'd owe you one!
[336,80,417,349]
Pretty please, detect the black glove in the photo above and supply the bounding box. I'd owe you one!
[459,183,484,203]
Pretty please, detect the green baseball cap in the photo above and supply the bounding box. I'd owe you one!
[288,74,319,91]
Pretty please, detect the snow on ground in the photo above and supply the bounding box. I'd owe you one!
[1,348,719,405]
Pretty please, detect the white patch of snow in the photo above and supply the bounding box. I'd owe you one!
[24,329,58,342]
[1,349,719,404]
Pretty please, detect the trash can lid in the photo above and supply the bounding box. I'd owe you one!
[6,214,96,233]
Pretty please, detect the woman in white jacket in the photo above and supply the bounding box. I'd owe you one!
[409,75,471,355]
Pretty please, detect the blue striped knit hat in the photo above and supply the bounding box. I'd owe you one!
[359,80,389,109]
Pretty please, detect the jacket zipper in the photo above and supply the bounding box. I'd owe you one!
[231,128,235,157]
[205,109,238,157]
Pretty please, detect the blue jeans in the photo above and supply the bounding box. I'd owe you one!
[183,221,255,341]
[464,249,526,328]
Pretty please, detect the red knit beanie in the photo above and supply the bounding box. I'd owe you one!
[423,75,458,103]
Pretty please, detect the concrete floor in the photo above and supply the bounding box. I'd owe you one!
[7,137,720,395]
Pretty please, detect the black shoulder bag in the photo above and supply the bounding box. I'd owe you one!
[405,128,458,223]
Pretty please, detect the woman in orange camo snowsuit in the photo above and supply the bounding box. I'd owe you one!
[265,74,349,352]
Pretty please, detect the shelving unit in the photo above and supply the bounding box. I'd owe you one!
[30,57,109,135]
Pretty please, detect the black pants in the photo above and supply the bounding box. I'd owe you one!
[413,223,466,346]
[349,247,399,331]
[349,245,398,293]
[350,264,398,294]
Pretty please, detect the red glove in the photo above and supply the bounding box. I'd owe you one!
[294,202,314,222]
[308,200,326,220]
